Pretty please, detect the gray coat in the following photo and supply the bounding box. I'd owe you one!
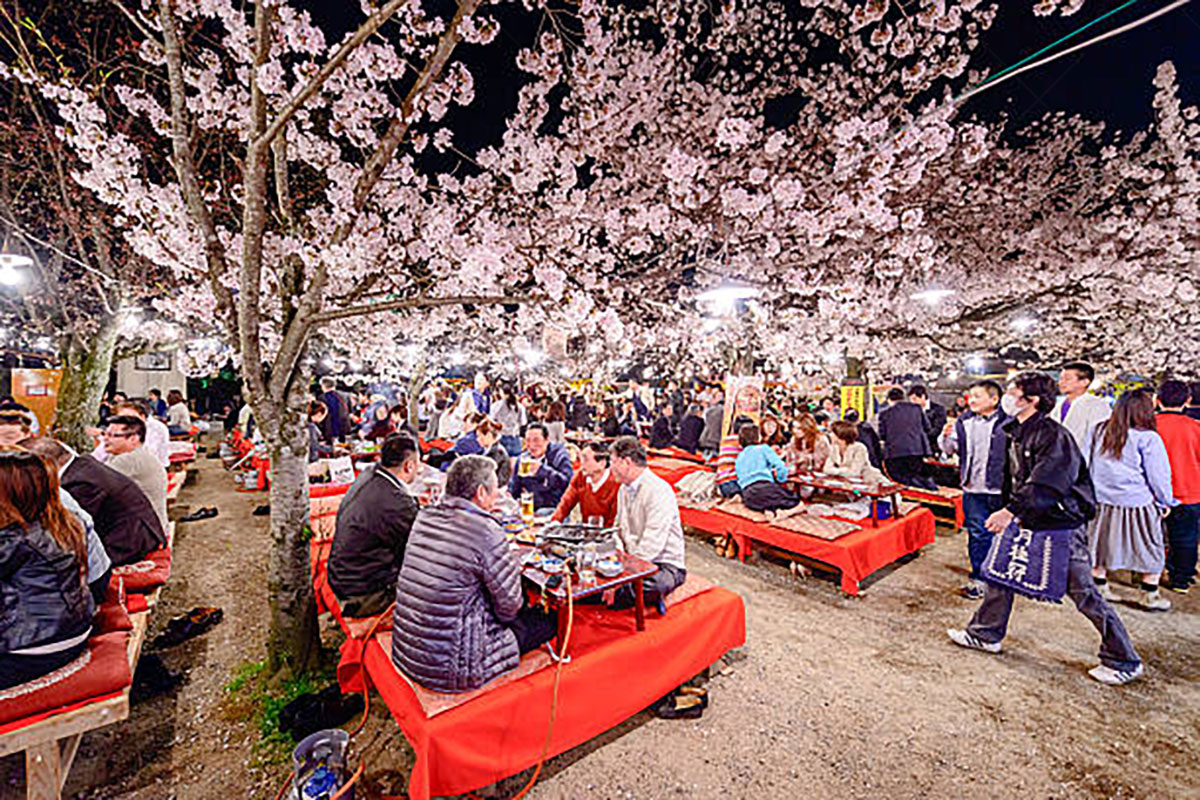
[391,496,523,693]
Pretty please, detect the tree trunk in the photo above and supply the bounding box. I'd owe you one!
[262,383,319,675]
[407,359,426,431]
[54,318,119,451]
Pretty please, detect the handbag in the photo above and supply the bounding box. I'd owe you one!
[981,520,1072,603]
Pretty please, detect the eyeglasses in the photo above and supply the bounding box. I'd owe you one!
[104,430,136,439]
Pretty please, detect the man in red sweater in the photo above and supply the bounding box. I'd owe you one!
[1157,380,1200,594]
[551,441,620,526]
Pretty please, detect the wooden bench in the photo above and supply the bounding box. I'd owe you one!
[900,486,965,529]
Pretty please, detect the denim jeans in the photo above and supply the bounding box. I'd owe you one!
[967,525,1141,671]
[717,480,741,498]
[1165,502,1200,589]
[962,492,1005,580]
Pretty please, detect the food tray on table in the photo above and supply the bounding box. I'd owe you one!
[540,522,618,544]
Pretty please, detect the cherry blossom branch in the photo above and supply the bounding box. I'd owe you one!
[310,294,536,325]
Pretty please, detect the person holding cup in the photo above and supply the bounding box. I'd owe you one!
[508,422,574,512]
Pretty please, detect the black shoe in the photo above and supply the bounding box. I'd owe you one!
[206,450,222,459]
[132,653,184,701]
[279,685,366,741]
[180,507,218,522]
[253,504,271,516]
[653,691,704,720]
[151,606,224,649]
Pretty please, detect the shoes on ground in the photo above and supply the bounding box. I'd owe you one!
[131,653,184,701]
[1141,590,1171,612]
[279,684,365,741]
[1162,582,1190,595]
[1096,581,1117,602]
[946,628,1001,654]
[253,504,271,516]
[151,606,224,649]
[1088,662,1144,686]
[180,507,218,522]
[960,579,986,600]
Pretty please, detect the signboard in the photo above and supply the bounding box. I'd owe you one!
[327,456,355,486]
[720,374,764,439]
[840,381,868,421]
[12,368,61,435]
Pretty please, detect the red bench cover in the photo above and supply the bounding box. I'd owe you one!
[647,457,711,487]
[680,506,935,595]
[0,630,132,732]
[344,578,745,800]
[111,546,171,594]
[308,482,353,499]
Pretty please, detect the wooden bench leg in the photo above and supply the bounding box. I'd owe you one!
[25,740,62,800]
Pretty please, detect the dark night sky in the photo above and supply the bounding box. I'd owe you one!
[305,0,1199,145]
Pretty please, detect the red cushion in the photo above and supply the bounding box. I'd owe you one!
[125,593,148,614]
[94,597,133,635]
[112,547,171,593]
[0,630,132,730]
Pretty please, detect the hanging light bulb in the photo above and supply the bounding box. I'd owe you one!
[0,253,32,287]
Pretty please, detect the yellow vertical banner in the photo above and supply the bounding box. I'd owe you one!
[840,382,866,421]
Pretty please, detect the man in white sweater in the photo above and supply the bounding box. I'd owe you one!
[610,436,687,613]
[103,415,169,532]
[1053,361,1112,456]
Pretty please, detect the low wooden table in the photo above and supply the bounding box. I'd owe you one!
[788,471,905,527]
[519,549,658,653]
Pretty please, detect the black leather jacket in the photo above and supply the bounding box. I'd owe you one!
[1,522,94,654]
[1003,412,1097,530]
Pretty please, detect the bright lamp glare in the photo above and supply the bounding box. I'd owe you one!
[1011,317,1036,333]
[910,288,956,304]
[966,355,985,371]
[698,285,761,314]
[0,254,31,286]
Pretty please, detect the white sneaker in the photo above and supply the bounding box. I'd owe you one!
[947,628,1002,654]
[1141,590,1171,612]
[1096,581,1117,602]
[1088,663,1144,686]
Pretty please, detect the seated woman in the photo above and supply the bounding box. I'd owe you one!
[165,389,192,437]
[0,451,94,690]
[734,423,800,512]
[783,413,831,473]
[823,421,885,483]
[452,415,502,458]
[760,413,788,448]
[361,403,395,443]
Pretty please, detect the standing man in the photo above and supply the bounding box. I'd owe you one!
[1053,361,1111,454]
[947,372,1142,686]
[329,435,421,617]
[320,377,351,443]
[102,415,169,532]
[909,386,946,454]
[470,373,491,416]
[610,437,687,613]
[1155,380,1200,594]
[698,392,725,456]
[878,387,936,489]
[938,381,1009,599]
[509,423,574,511]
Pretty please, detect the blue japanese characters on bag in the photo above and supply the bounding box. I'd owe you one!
[981,520,1071,603]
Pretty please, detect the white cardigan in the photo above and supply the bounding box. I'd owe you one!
[822,442,884,483]
[1053,393,1112,455]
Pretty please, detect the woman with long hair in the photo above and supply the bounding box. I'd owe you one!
[783,412,831,473]
[760,413,788,448]
[490,385,525,457]
[165,389,191,436]
[545,401,567,444]
[0,450,93,689]
[1087,389,1177,611]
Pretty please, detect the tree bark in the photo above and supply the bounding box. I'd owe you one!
[261,379,319,675]
[54,317,119,451]
[407,359,426,431]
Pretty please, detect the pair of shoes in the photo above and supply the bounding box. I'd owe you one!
[653,686,707,719]
[180,507,218,522]
[1140,590,1171,612]
[789,561,810,580]
[1096,581,1117,602]
[151,606,224,649]
[1162,583,1190,595]
[1088,663,1144,686]
[960,579,986,600]
[279,685,366,741]
[253,504,271,516]
[946,628,1002,654]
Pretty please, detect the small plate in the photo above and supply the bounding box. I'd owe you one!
[595,560,623,578]
[541,558,565,574]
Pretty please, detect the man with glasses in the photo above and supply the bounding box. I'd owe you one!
[94,400,170,468]
[102,415,168,531]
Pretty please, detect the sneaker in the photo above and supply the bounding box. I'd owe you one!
[1096,581,1117,602]
[1141,590,1171,612]
[960,579,986,600]
[1088,663,1144,686]
[1162,583,1190,595]
[946,628,1002,654]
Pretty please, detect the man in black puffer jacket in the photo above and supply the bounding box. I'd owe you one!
[392,455,557,693]
[947,372,1142,687]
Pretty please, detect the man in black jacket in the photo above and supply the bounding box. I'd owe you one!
[877,387,936,489]
[908,385,946,454]
[328,434,420,617]
[22,438,166,567]
[947,372,1143,686]
[648,403,677,449]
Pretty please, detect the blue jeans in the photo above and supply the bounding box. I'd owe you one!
[963,492,1006,580]
[717,480,741,498]
[1165,502,1200,589]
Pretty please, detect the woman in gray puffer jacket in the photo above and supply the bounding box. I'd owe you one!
[392,455,556,693]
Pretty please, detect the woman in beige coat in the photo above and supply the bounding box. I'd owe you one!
[823,421,884,483]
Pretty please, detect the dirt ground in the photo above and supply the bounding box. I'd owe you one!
[4,450,1197,800]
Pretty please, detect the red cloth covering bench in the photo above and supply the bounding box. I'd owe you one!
[309,482,353,500]
[336,575,744,800]
[900,487,965,529]
[681,506,936,595]
[647,457,711,488]
[167,441,197,465]
[111,546,171,595]
[419,437,454,454]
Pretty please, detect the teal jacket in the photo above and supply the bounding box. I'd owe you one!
[735,444,789,487]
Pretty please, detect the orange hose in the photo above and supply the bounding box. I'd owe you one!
[348,602,395,738]
[330,761,365,800]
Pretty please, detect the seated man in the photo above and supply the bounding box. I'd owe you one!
[102,415,168,532]
[20,438,166,567]
[94,400,170,468]
[508,422,573,512]
[610,436,687,611]
[328,435,420,617]
[551,441,619,526]
[393,455,557,693]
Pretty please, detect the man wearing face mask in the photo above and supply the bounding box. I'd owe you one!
[947,372,1143,686]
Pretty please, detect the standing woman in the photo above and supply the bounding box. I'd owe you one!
[165,389,192,436]
[491,386,525,457]
[545,402,567,444]
[1087,389,1177,611]
[0,451,94,689]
